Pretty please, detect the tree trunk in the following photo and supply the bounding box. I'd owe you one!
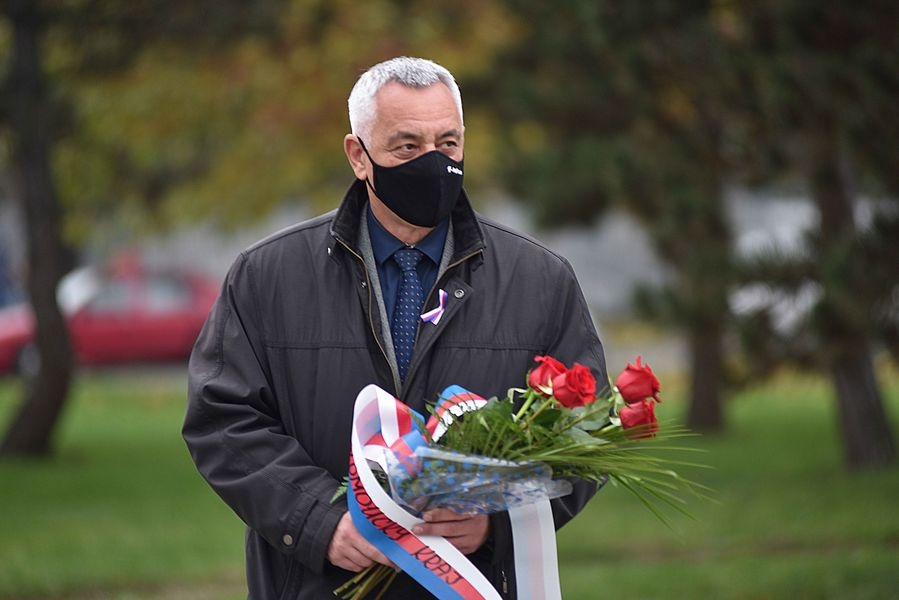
[808,130,896,470]
[686,320,725,432]
[0,0,75,457]
[830,337,895,468]
[681,233,729,433]
[680,105,731,433]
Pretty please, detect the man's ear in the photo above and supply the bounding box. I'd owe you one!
[344,134,368,180]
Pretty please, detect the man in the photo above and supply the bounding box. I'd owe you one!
[183,56,607,599]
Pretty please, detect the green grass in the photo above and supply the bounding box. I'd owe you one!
[557,367,899,600]
[1,365,898,599]
[0,369,245,600]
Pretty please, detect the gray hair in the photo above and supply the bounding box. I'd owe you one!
[348,56,464,141]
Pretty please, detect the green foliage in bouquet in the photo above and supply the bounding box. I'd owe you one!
[430,355,709,523]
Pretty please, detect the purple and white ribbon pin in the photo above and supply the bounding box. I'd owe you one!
[420,289,448,325]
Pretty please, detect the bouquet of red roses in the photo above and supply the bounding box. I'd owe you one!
[335,355,706,599]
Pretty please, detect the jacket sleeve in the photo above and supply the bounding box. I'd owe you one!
[490,254,608,564]
[545,254,609,528]
[182,254,345,573]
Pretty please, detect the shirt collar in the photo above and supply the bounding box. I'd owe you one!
[366,204,449,267]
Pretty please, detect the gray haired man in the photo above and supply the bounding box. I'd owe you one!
[184,56,606,599]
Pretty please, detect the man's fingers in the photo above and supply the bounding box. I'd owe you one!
[328,511,397,571]
[330,543,373,572]
[334,508,489,564]
[357,536,394,568]
[336,548,374,572]
[412,512,490,555]
[332,542,393,572]
[414,520,466,538]
[422,508,469,522]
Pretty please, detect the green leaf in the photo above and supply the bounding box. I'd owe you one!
[533,408,563,427]
[564,427,604,444]
[574,414,611,431]
[330,478,348,503]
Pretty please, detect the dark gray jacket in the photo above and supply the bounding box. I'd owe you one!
[183,181,607,599]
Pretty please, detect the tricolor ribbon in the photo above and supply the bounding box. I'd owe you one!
[427,384,488,441]
[348,384,562,599]
[421,288,448,325]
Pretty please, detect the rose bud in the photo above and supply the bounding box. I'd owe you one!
[620,398,659,438]
[615,356,661,404]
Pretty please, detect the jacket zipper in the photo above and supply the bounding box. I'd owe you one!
[336,240,400,392]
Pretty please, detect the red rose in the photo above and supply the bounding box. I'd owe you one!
[528,355,567,396]
[551,363,597,408]
[619,399,658,438]
[615,356,661,405]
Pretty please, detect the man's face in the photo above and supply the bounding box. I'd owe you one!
[348,81,464,178]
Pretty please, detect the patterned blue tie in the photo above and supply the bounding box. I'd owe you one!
[391,247,424,382]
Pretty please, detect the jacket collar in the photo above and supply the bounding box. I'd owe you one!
[329,179,486,262]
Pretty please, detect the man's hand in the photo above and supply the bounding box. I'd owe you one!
[413,509,491,555]
[327,511,394,572]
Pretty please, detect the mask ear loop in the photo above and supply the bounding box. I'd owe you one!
[356,137,380,197]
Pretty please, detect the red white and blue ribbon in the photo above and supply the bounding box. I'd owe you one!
[349,385,499,599]
[421,288,448,325]
[348,384,562,600]
[427,384,488,441]
[508,503,562,599]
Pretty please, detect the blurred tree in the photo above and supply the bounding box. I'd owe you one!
[0,0,76,456]
[0,0,288,456]
[54,0,520,242]
[732,0,897,468]
[472,0,751,431]
[0,0,520,456]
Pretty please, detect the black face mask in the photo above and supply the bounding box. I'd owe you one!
[357,138,464,227]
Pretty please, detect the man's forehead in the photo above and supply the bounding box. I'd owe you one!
[374,82,460,121]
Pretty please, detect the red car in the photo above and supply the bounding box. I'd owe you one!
[0,265,220,376]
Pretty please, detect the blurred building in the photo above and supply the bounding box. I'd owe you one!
[1,187,836,372]
[1,189,827,319]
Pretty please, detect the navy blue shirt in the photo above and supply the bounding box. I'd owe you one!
[367,206,448,322]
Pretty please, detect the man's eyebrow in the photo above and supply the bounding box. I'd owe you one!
[385,129,462,145]
[438,129,462,139]
[386,131,422,145]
